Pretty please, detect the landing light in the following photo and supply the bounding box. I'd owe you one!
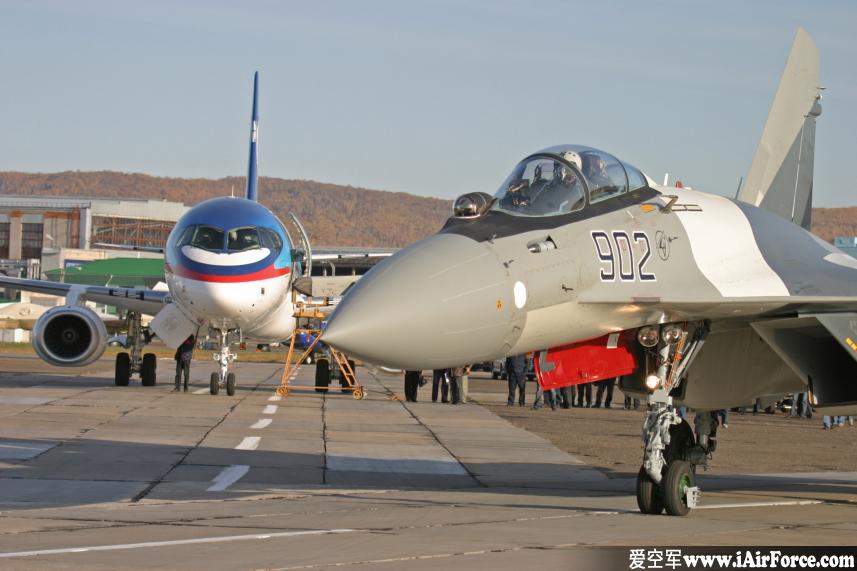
[637,326,659,347]
[645,374,661,390]
[662,324,683,344]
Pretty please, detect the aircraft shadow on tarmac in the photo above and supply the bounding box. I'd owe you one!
[0,435,854,512]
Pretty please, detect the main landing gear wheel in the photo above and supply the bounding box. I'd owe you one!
[315,359,330,393]
[210,372,220,395]
[663,460,695,516]
[226,372,236,396]
[115,352,131,386]
[635,466,664,515]
[140,353,157,386]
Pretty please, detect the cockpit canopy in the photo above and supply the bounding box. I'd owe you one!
[176,224,283,254]
[492,145,647,217]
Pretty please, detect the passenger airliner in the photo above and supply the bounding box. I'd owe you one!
[0,72,385,395]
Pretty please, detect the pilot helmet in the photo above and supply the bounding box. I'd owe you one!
[559,151,582,172]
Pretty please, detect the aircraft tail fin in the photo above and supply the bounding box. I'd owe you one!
[738,27,822,231]
[245,71,259,202]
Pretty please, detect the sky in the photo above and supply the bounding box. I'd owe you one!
[1,0,856,206]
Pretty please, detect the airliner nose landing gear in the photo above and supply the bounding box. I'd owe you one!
[635,321,714,516]
[210,329,237,396]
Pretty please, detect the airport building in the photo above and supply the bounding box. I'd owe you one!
[0,195,189,273]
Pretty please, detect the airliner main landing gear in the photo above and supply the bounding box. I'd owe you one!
[211,329,237,396]
[636,321,714,516]
[114,312,157,387]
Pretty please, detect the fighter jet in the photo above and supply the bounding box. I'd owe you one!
[323,29,857,516]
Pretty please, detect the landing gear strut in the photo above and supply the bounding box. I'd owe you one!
[114,312,156,387]
[210,329,237,396]
[636,321,714,516]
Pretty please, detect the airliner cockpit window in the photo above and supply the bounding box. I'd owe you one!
[189,225,225,252]
[227,227,261,252]
[493,155,586,217]
[259,228,283,252]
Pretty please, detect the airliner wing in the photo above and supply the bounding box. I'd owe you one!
[0,276,169,316]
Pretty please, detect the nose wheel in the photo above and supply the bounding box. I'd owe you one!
[209,329,237,396]
[635,466,664,515]
[662,461,697,516]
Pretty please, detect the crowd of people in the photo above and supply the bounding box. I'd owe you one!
[402,358,854,432]
[402,366,470,404]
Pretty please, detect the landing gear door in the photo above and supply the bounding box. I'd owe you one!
[150,304,198,349]
[289,213,312,278]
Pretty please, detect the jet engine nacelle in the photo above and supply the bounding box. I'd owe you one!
[535,332,638,390]
[32,306,108,367]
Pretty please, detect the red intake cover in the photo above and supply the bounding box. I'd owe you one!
[535,331,638,390]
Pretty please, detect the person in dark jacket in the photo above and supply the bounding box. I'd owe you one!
[575,382,592,408]
[404,370,421,402]
[174,335,195,392]
[506,354,527,406]
[594,377,616,408]
[432,368,449,403]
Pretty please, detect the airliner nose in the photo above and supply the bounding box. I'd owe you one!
[323,234,523,370]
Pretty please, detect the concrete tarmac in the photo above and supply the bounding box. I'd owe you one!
[0,357,854,569]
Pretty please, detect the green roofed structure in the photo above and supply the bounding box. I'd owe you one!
[45,258,165,289]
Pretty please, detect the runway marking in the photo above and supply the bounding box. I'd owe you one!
[0,529,359,558]
[206,464,250,491]
[268,395,282,402]
[251,418,272,429]
[193,388,209,394]
[263,405,278,414]
[235,436,261,451]
[697,499,823,510]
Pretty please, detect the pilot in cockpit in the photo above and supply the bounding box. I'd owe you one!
[527,153,584,215]
[583,154,612,191]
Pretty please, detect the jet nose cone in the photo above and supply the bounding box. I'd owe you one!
[324,234,523,370]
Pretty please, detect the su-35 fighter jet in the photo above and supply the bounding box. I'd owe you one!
[323,29,857,516]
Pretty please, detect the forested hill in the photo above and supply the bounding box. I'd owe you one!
[1,171,854,246]
[0,171,452,247]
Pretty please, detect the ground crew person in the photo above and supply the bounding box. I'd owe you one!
[174,335,195,392]
[506,354,527,406]
[404,370,421,402]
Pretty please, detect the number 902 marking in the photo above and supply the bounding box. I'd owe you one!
[591,230,656,282]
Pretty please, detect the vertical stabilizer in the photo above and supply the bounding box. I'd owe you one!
[738,28,822,230]
[245,71,259,202]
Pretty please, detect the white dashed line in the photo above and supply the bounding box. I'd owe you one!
[696,500,822,510]
[268,395,282,402]
[0,529,359,558]
[235,436,261,450]
[251,418,272,429]
[235,436,262,450]
[263,405,278,415]
[206,464,249,492]
[193,388,209,394]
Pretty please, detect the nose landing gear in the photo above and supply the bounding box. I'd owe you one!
[636,321,713,516]
[210,329,237,395]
